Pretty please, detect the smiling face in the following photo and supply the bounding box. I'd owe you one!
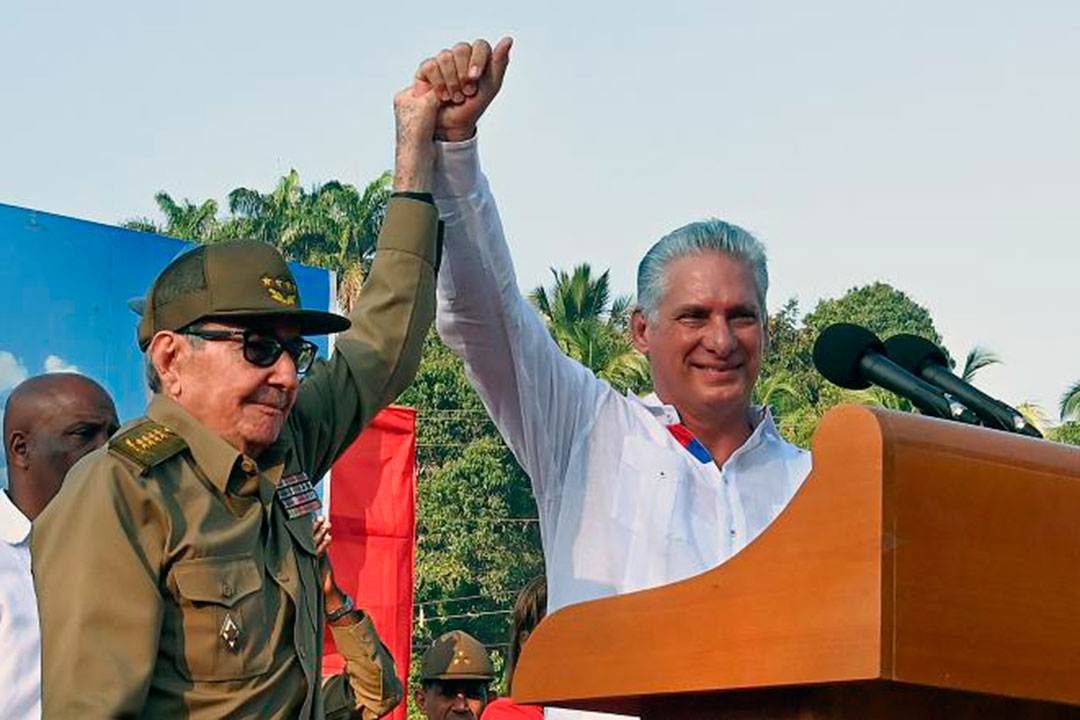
[155,320,301,458]
[632,251,766,428]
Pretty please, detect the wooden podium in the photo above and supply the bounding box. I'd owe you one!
[512,405,1080,719]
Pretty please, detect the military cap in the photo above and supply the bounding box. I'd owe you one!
[136,239,351,350]
[420,630,495,681]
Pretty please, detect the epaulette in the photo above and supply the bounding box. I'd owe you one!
[108,419,187,475]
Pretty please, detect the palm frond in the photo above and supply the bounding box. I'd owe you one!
[960,345,1001,383]
[1059,379,1080,422]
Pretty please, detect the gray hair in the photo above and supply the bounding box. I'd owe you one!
[143,332,204,393]
[636,218,769,321]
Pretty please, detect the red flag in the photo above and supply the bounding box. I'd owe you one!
[323,406,417,720]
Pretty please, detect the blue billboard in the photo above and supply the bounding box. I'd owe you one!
[0,202,335,488]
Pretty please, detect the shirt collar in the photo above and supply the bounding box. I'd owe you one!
[0,489,31,546]
[146,394,245,494]
[638,392,773,430]
[635,392,781,452]
[145,395,291,495]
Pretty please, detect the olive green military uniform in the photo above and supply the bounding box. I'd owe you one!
[323,614,403,720]
[32,197,439,719]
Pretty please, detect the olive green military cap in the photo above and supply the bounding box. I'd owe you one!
[420,630,495,681]
[136,239,351,350]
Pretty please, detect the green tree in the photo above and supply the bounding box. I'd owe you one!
[529,263,650,394]
[124,192,220,242]
[802,282,944,346]
[398,332,543,717]
[1059,379,1080,423]
[760,283,948,447]
[1050,421,1080,446]
[125,171,392,309]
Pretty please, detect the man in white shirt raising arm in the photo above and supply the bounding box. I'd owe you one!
[414,38,812,717]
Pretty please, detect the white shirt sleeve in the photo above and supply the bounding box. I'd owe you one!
[433,138,610,501]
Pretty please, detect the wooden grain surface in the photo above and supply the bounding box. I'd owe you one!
[513,405,1080,714]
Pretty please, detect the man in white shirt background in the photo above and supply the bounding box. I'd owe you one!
[0,373,119,720]
[411,39,812,719]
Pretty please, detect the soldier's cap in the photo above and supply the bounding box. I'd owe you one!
[135,240,350,350]
[420,630,495,682]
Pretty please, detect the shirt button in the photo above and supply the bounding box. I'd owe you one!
[298,645,307,659]
[729,529,737,538]
[223,584,233,597]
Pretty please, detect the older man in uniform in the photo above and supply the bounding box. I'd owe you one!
[415,630,495,720]
[1,374,119,720]
[32,87,443,717]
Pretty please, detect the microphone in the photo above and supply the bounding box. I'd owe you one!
[883,334,1042,438]
[812,323,976,423]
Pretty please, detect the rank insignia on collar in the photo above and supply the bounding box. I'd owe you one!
[276,471,321,520]
[220,613,241,652]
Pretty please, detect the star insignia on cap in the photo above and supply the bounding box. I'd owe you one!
[261,275,298,306]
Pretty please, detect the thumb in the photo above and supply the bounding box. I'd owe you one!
[490,36,513,87]
[412,78,434,98]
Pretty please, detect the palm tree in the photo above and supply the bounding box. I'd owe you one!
[960,345,1000,383]
[225,170,392,308]
[754,370,800,411]
[1016,402,1051,435]
[125,170,392,309]
[1059,379,1080,423]
[124,192,220,242]
[529,263,651,394]
[226,169,308,250]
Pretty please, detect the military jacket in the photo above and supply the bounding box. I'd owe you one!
[32,197,438,719]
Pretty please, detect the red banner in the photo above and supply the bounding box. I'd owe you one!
[323,406,417,720]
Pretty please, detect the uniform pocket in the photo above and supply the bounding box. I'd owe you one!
[171,554,272,681]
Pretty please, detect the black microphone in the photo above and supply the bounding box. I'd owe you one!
[812,323,976,423]
[883,334,1043,438]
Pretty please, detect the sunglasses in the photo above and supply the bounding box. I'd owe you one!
[183,326,318,374]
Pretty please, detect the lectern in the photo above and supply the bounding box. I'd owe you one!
[513,405,1080,719]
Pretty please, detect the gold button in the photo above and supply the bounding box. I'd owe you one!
[241,458,257,475]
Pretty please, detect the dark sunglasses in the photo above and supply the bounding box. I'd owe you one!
[182,326,318,374]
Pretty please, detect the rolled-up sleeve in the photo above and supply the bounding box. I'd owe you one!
[322,614,403,720]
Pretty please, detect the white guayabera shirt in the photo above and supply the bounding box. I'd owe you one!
[0,489,41,720]
[434,139,812,720]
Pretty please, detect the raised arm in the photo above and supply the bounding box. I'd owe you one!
[289,86,442,479]
[417,39,612,497]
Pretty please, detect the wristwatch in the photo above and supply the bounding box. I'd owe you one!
[326,594,355,623]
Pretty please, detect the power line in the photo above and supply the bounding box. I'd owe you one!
[415,593,489,607]
[417,517,539,524]
[419,608,512,622]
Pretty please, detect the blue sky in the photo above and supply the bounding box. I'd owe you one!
[2,0,1077,422]
[0,204,333,487]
